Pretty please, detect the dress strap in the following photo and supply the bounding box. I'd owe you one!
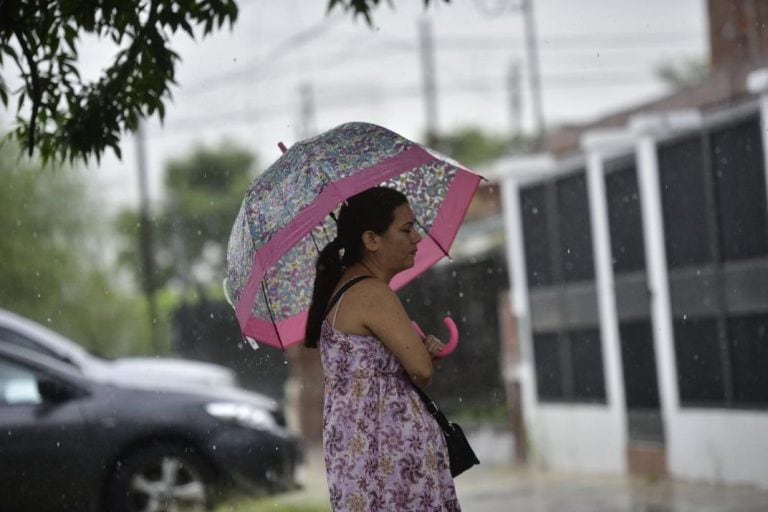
[325,275,372,325]
[331,293,345,328]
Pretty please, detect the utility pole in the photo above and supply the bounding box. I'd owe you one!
[135,119,160,353]
[418,17,439,147]
[521,0,545,146]
[507,61,523,140]
[297,81,317,140]
[474,0,545,147]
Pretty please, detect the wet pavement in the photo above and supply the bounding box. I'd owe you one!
[455,466,768,512]
[283,427,768,511]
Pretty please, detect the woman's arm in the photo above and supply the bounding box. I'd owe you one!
[357,279,433,388]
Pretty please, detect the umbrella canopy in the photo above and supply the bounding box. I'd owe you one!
[226,122,482,350]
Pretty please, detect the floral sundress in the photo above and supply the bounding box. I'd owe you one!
[319,294,461,512]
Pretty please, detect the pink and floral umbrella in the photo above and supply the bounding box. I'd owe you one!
[225,122,482,350]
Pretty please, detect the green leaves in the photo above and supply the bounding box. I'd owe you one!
[0,0,238,165]
[327,0,449,26]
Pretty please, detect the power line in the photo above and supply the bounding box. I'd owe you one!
[183,15,344,96]
[156,70,663,134]
[178,30,704,97]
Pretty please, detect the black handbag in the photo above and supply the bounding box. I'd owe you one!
[413,385,480,477]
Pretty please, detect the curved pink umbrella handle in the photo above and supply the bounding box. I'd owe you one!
[410,317,460,359]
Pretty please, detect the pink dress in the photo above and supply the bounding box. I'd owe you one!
[319,294,461,512]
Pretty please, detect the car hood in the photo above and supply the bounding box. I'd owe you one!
[99,375,279,410]
[107,357,237,388]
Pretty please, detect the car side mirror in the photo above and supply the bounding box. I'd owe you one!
[37,377,72,403]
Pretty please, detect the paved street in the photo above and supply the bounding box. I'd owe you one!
[456,465,768,512]
[282,425,768,512]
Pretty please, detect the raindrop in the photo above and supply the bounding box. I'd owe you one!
[46,317,52,323]
[458,292,464,298]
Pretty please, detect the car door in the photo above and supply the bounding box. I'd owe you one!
[0,355,96,512]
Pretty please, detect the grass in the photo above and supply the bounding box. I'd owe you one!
[215,499,328,512]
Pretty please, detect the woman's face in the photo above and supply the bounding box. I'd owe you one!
[377,203,422,271]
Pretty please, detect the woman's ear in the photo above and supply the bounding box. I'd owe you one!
[361,230,379,252]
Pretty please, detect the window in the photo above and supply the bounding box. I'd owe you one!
[520,184,553,287]
[619,320,660,408]
[532,332,563,400]
[555,172,595,282]
[569,328,606,402]
[0,360,42,405]
[605,164,646,274]
[0,328,62,362]
[533,329,606,403]
[727,313,768,406]
[673,316,726,405]
[658,135,714,269]
[710,116,768,261]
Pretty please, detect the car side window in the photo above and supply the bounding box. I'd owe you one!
[0,359,42,405]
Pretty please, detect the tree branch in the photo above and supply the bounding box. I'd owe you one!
[12,26,41,157]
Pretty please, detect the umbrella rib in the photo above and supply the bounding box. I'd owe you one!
[415,219,452,261]
[309,231,321,255]
[260,279,285,350]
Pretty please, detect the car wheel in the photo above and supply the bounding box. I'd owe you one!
[107,445,213,512]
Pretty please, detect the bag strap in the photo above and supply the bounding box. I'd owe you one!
[325,275,371,316]
[412,383,454,433]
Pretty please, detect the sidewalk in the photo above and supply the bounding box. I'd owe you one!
[268,446,768,512]
[456,465,768,512]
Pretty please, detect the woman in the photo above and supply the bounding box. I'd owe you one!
[305,187,461,512]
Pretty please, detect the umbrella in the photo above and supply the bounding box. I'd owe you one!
[225,121,482,350]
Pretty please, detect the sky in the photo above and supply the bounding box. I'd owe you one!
[6,0,709,212]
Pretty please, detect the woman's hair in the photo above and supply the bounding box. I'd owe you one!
[304,186,408,348]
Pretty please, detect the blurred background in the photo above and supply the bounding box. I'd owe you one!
[4,0,768,510]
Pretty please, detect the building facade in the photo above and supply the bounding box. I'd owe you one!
[500,69,768,489]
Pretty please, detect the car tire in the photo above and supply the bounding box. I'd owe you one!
[107,444,214,512]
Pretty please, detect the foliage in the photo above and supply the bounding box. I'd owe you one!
[328,0,450,25]
[429,126,513,167]
[656,58,710,91]
[115,142,255,295]
[0,139,148,357]
[0,0,238,164]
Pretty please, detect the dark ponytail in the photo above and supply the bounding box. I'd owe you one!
[304,238,344,347]
[304,186,407,348]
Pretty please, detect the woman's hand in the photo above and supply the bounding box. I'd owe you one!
[424,335,445,358]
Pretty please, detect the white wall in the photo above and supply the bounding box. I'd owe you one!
[668,410,768,489]
[531,405,626,473]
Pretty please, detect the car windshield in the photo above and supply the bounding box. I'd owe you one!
[0,326,81,368]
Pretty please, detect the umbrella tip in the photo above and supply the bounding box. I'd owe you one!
[278,142,287,154]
